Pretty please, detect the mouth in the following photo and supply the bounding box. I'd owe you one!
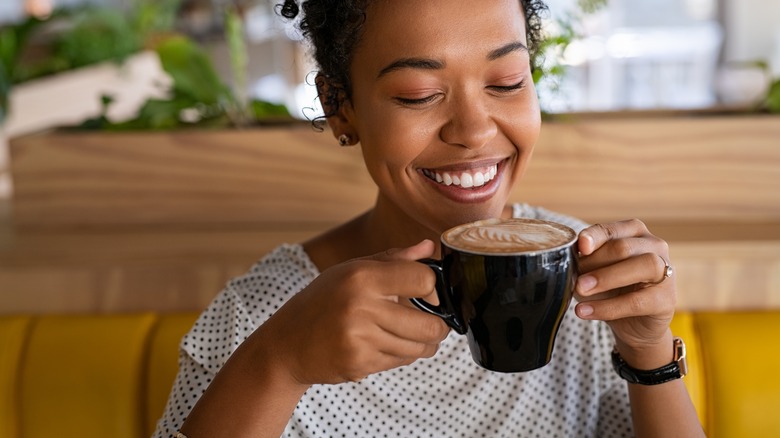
[418,159,507,204]
[421,163,499,188]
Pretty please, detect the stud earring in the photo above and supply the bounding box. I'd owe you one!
[338,134,352,146]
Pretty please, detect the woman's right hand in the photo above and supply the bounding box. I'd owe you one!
[254,239,451,386]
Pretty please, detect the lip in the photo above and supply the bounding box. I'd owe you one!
[418,158,507,204]
[427,158,504,172]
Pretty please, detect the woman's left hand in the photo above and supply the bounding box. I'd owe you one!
[574,219,676,360]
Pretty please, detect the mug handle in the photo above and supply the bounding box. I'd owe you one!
[411,259,467,334]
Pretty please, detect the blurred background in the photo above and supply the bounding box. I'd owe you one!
[0,0,779,310]
[538,0,780,112]
[0,0,778,312]
[2,0,779,125]
[1,0,778,198]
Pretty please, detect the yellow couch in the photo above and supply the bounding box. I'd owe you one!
[1,311,778,437]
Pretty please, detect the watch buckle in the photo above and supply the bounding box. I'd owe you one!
[674,336,688,377]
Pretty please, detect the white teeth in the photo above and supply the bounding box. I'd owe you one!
[460,173,473,188]
[428,164,498,189]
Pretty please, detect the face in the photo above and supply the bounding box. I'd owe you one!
[332,0,541,236]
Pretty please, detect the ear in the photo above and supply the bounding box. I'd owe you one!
[315,73,358,144]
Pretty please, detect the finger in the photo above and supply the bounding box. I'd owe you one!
[370,350,425,377]
[340,324,439,376]
[373,328,442,360]
[576,252,669,297]
[368,260,439,299]
[575,286,675,321]
[338,350,418,383]
[578,219,651,256]
[578,236,669,274]
[375,301,450,344]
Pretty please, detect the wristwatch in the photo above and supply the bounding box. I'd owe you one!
[611,337,688,385]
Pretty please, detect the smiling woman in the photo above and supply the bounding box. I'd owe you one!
[153,1,705,437]
[330,0,541,232]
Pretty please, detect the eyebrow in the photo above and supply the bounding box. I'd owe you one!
[377,58,444,78]
[487,41,529,60]
[376,41,529,78]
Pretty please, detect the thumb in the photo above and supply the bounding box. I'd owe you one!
[369,239,437,262]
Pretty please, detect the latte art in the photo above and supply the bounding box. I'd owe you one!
[443,218,576,254]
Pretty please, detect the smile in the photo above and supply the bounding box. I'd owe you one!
[421,164,499,189]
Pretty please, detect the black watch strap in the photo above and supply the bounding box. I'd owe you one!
[611,337,688,385]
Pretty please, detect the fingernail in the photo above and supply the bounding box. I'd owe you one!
[582,234,593,245]
[577,275,597,293]
[577,304,594,317]
[583,234,593,245]
[579,234,594,255]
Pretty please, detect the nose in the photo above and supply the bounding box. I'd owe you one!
[438,94,497,150]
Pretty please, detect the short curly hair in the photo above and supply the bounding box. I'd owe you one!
[279,0,548,121]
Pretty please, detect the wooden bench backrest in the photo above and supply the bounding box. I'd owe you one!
[10,115,780,230]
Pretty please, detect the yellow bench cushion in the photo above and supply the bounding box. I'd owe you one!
[0,316,33,438]
[695,312,780,437]
[3,311,778,436]
[670,311,706,428]
[20,314,156,438]
[145,313,198,436]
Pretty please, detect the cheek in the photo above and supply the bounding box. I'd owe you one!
[522,110,542,147]
[505,95,542,150]
[357,104,437,168]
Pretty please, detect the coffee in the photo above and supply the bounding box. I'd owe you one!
[442,218,577,254]
[413,217,579,372]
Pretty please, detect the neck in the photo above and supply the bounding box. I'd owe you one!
[303,194,515,271]
[360,196,444,258]
[303,195,444,271]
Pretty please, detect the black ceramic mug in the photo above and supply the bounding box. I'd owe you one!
[412,218,578,373]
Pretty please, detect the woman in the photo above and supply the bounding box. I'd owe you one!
[156,0,704,436]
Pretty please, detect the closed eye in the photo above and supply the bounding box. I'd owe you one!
[394,94,439,106]
[394,79,526,106]
[488,79,526,93]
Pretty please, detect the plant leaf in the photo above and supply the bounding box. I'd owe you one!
[764,79,780,113]
[53,8,141,69]
[250,100,291,119]
[154,35,232,105]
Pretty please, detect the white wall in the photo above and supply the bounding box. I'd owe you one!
[722,0,780,72]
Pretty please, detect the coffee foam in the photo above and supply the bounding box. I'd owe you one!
[442,218,576,254]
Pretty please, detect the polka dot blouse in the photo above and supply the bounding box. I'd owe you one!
[153,204,634,437]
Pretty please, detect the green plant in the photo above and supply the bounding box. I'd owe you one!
[764,78,780,113]
[0,4,160,125]
[91,1,290,130]
[0,15,48,123]
[2,1,290,130]
[82,35,235,130]
[226,6,249,122]
[749,61,780,113]
[533,0,608,86]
